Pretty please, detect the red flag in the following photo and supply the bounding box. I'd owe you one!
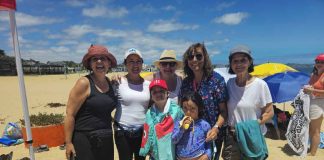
[0,0,16,10]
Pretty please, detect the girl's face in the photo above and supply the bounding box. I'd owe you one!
[182,99,199,120]
[150,86,168,103]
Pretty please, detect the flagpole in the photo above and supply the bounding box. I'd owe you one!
[9,10,35,160]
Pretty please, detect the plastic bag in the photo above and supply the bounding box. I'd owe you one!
[2,122,23,140]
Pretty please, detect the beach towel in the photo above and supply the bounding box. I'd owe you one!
[285,90,310,156]
[235,120,268,160]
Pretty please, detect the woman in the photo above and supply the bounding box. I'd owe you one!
[145,50,183,103]
[303,53,324,156]
[222,45,273,160]
[64,45,118,160]
[114,48,150,160]
[180,43,228,160]
[139,79,184,160]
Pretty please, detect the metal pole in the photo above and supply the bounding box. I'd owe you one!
[9,10,35,160]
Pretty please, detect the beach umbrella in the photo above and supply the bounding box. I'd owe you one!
[251,63,297,77]
[264,71,310,103]
[214,67,236,82]
[0,0,35,159]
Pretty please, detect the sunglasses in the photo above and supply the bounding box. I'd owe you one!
[160,62,177,67]
[315,60,324,64]
[188,53,203,61]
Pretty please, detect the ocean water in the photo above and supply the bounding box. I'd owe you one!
[293,66,313,75]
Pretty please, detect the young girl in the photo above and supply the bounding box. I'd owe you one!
[172,91,212,160]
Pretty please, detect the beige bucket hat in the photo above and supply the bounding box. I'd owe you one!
[153,50,183,69]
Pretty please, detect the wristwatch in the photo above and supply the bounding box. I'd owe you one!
[213,124,219,129]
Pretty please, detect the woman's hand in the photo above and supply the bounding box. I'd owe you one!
[205,127,219,142]
[65,142,76,160]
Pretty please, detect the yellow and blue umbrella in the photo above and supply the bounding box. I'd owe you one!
[264,71,309,103]
[251,63,297,78]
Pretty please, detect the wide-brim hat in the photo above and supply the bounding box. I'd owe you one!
[153,50,183,69]
[82,44,117,70]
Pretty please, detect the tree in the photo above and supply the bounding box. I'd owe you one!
[0,49,5,57]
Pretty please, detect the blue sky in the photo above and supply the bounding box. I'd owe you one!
[1,0,324,65]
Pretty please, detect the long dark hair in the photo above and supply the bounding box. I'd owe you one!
[180,91,205,119]
[183,43,213,80]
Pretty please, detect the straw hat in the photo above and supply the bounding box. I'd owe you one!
[153,50,182,69]
[82,44,117,70]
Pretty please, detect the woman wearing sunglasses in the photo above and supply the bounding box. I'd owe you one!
[303,53,324,156]
[180,43,228,160]
[146,50,183,103]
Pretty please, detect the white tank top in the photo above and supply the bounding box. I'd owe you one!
[114,77,150,128]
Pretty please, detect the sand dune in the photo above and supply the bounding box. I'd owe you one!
[0,73,323,160]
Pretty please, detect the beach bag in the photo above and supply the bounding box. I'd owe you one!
[2,122,22,140]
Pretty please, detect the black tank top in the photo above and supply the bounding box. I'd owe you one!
[74,75,117,131]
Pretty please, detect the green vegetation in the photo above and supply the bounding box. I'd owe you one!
[20,113,64,127]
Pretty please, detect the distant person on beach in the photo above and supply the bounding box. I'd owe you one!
[303,53,324,156]
[64,45,118,160]
[114,48,150,160]
[222,45,273,160]
[180,42,228,160]
[172,91,212,160]
[139,79,184,159]
[145,50,183,103]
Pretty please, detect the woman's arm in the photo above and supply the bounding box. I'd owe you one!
[258,103,274,125]
[206,102,227,142]
[64,77,90,159]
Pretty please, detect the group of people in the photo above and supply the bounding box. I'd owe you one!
[64,43,323,160]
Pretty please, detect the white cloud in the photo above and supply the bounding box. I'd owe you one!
[50,46,70,53]
[213,12,249,25]
[63,25,96,38]
[65,0,87,7]
[133,4,156,13]
[17,12,63,26]
[162,5,176,11]
[148,19,199,33]
[0,12,63,27]
[82,5,128,18]
[216,2,236,11]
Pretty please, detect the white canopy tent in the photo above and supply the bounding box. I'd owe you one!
[0,0,35,159]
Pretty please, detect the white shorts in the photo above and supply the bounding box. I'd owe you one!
[309,98,324,120]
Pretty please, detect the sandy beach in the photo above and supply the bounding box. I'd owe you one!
[0,73,323,160]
